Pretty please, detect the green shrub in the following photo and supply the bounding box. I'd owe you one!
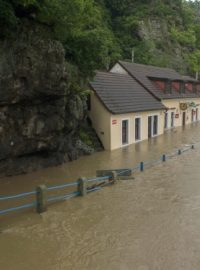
[79,129,93,147]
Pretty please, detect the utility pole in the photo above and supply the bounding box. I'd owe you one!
[196,71,199,80]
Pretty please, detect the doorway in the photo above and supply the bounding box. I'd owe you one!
[148,115,158,138]
[164,112,168,129]
[148,116,152,138]
[182,112,186,126]
[171,112,174,128]
[122,119,129,145]
[191,109,195,122]
[135,117,141,141]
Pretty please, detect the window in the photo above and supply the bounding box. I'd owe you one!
[164,80,172,94]
[148,116,152,138]
[191,109,195,122]
[193,83,197,93]
[122,120,129,145]
[182,112,186,126]
[148,115,158,138]
[164,112,168,129]
[171,112,174,128]
[180,82,185,93]
[135,118,141,141]
[153,115,158,135]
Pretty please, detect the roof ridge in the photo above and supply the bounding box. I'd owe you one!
[118,60,178,73]
[95,70,133,78]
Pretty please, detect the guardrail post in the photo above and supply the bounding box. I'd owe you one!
[110,171,118,183]
[36,185,47,214]
[178,149,182,155]
[140,162,144,172]
[191,144,195,149]
[78,177,87,196]
[162,154,166,162]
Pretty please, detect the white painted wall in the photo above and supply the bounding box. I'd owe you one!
[162,98,200,128]
[89,92,111,150]
[110,110,164,150]
[110,63,128,74]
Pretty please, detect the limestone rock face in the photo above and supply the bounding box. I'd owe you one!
[0,23,101,176]
[137,19,188,73]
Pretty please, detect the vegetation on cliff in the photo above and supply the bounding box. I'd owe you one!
[0,0,200,76]
[0,0,120,77]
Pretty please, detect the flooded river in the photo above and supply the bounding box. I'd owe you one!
[1,123,200,269]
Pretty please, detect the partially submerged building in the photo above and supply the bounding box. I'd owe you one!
[89,61,200,150]
[111,61,200,130]
[89,71,165,150]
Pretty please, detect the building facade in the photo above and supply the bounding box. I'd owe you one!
[162,99,199,129]
[89,71,165,150]
[89,62,200,151]
[111,61,200,130]
[109,110,164,150]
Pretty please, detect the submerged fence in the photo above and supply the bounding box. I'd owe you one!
[0,174,116,215]
[0,144,196,216]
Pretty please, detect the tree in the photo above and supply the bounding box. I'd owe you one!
[0,0,120,76]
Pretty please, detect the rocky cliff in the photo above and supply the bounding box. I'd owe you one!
[101,1,199,76]
[137,18,189,74]
[0,22,100,176]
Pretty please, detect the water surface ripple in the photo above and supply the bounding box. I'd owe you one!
[1,124,200,269]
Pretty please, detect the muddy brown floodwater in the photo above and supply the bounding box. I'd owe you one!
[1,123,200,270]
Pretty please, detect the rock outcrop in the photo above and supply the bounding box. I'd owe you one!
[137,19,189,73]
[0,22,101,176]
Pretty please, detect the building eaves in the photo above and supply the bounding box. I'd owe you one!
[90,71,166,114]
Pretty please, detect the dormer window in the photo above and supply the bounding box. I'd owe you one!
[172,81,180,92]
[192,83,197,93]
[180,81,185,94]
[150,77,172,93]
[164,80,172,94]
